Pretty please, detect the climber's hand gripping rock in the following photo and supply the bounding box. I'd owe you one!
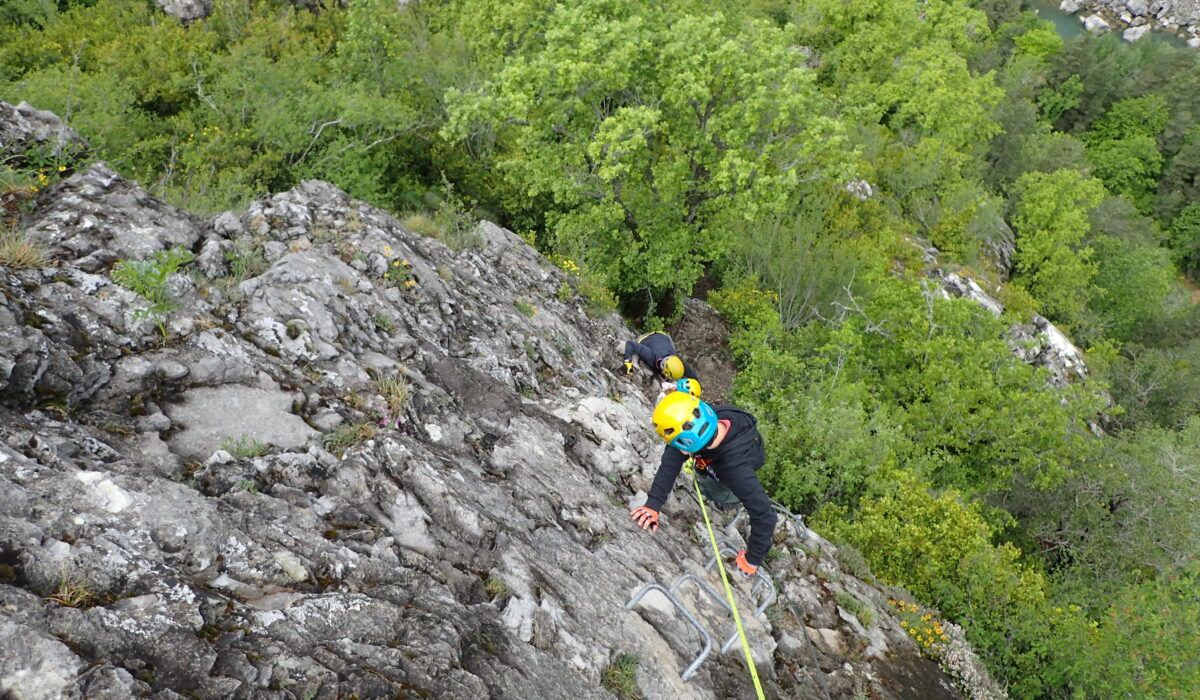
[630,506,659,533]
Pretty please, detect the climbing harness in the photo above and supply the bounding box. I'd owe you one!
[625,459,775,695]
[688,459,766,700]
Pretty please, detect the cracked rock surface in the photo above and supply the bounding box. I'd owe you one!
[0,126,989,697]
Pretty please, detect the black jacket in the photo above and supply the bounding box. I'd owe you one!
[623,332,698,381]
[645,406,777,566]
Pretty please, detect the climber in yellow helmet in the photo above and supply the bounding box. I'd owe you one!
[617,331,696,382]
[630,392,777,577]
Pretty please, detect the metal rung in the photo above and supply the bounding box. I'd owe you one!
[730,504,813,541]
[626,582,714,681]
[627,503,796,680]
[702,546,778,653]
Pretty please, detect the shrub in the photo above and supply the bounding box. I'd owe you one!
[1070,564,1200,697]
[813,468,1084,697]
[996,281,1037,323]
[111,247,195,338]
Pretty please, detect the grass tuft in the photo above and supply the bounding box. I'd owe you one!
[0,227,48,269]
[484,576,509,599]
[221,434,268,459]
[835,590,875,627]
[601,652,641,700]
[322,422,376,453]
[46,578,98,609]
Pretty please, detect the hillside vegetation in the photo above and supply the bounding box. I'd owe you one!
[4,0,1200,695]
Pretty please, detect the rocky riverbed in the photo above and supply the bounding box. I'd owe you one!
[1060,0,1200,46]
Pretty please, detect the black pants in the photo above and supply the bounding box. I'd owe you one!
[698,471,741,511]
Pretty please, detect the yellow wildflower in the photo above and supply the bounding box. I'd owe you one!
[57,165,66,172]
[383,245,393,256]
[404,279,417,288]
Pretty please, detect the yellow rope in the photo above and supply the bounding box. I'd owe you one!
[685,458,766,700]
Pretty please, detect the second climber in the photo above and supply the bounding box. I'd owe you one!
[618,331,697,382]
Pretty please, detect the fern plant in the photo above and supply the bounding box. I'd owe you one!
[111,247,195,338]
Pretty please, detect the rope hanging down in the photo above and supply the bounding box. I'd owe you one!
[685,458,766,700]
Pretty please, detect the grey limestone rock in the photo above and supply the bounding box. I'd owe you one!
[155,0,212,22]
[1124,23,1154,38]
[25,164,202,271]
[932,270,1090,389]
[0,106,995,700]
[0,100,89,162]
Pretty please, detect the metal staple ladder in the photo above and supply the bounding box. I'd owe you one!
[625,511,779,681]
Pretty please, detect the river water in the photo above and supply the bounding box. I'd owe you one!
[1025,0,1193,48]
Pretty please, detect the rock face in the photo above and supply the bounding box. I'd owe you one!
[933,271,1089,388]
[0,101,88,161]
[155,0,212,22]
[0,137,995,695]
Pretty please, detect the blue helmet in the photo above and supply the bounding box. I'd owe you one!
[652,392,718,453]
[674,377,702,398]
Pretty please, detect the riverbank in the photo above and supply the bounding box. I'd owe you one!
[1046,0,1200,48]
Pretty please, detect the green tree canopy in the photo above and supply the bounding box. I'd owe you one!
[1011,169,1107,325]
[444,0,851,310]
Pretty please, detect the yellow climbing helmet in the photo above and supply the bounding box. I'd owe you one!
[674,377,702,398]
[651,391,718,451]
[660,355,685,380]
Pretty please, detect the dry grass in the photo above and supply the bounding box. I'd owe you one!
[46,578,98,608]
[372,370,409,416]
[402,212,441,239]
[0,227,48,269]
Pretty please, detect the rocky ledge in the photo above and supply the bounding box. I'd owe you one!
[0,104,1003,699]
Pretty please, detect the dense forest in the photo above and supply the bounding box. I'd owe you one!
[3,0,1199,695]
